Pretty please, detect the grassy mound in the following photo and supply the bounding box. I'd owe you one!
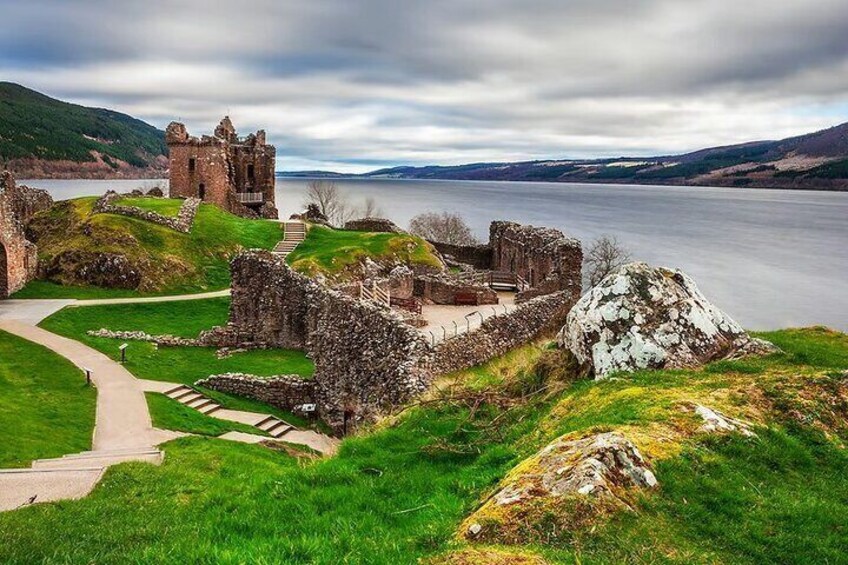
[19,197,282,298]
[0,330,96,468]
[287,224,443,280]
[0,327,844,563]
[114,196,183,217]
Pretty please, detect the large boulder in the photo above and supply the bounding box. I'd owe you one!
[559,262,775,378]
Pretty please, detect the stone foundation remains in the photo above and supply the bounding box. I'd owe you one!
[343,217,404,233]
[0,171,52,297]
[92,191,201,233]
[429,220,583,301]
[199,247,581,433]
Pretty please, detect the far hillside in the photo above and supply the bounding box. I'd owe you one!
[0,82,167,179]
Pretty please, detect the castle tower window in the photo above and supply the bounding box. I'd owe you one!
[247,164,255,179]
[199,183,206,200]
[189,158,196,173]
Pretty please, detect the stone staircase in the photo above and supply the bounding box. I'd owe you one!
[164,384,294,439]
[165,384,222,415]
[273,221,306,257]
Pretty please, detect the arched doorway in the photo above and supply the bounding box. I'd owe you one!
[0,242,8,298]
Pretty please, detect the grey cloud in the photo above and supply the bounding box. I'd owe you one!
[1,0,848,170]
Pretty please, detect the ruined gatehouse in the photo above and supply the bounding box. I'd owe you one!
[166,117,278,219]
[0,171,53,297]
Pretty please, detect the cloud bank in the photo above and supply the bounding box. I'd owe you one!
[3,0,848,172]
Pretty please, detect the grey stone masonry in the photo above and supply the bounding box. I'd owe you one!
[92,191,201,233]
[196,373,316,412]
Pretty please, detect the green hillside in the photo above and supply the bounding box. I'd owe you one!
[0,82,166,170]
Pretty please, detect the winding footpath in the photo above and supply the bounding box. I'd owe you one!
[0,291,337,513]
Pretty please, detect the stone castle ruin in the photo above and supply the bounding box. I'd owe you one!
[195,220,584,433]
[166,117,278,219]
[0,171,52,297]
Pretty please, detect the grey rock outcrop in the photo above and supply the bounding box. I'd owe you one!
[491,432,657,507]
[559,262,776,378]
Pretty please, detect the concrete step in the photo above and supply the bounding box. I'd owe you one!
[267,424,293,438]
[66,447,160,458]
[165,384,192,396]
[176,392,204,405]
[186,397,214,410]
[33,451,162,470]
[60,449,160,461]
[198,403,221,415]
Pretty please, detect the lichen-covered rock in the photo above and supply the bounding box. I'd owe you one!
[462,432,656,543]
[689,403,756,437]
[559,262,776,378]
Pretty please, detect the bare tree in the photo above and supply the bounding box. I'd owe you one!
[357,196,384,219]
[303,180,353,226]
[408,212,480,245]
[584,235,632,288]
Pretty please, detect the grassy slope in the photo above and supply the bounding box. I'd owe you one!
[0,330,95,468]
[39,298,315,384]
[0,82,166,167]
[146,392,266,437]
[287,224,443,279]
[0,328,845,563]
[16,197,282,298]
[114,196,183,217]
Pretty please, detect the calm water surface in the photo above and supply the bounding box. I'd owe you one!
[23,177,848,331]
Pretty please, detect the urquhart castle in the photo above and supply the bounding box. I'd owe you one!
[166,116,278,219]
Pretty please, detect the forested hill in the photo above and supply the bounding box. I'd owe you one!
[0,82,167,179]
[347,121,848,191]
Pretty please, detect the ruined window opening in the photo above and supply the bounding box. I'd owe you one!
[199,183,206,200]
[247,164,255,179]
[189,158,196,173]
[0,242,7,298]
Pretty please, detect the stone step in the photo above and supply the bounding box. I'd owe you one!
[176,392,204,405]
[32,451,162,470]
[66,447,160,458]
[60,449,160,461]
[198,403,221,415]
[186,396,214,410]
[267,424,293,439]
[165,384,192,396]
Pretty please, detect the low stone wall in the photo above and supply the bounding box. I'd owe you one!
[430,241,493,270]
[429,290,577,376]
[196,373,315,412]
[93,191,201,233]
[344,217,404,233]
[87,328,199,347]
[414,274,498,305]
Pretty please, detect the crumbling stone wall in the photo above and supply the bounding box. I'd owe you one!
[0,171,50,297]
[489,221,583,301]
[166,117,278,219]
[344,217,404,233]
[429,241,493,270]
[429,290,577,376]
[203,251,431,432]
[196,373,315,412]
[414,274,498,305]
[92,191,200,233]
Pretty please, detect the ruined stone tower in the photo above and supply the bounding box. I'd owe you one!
[166,117,278,219]
[0,171,52,297]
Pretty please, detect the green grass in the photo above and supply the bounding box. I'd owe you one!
[287,224,443,279]
[0,328,845,563]
[17,197,283,298]
[39,298,315,387]
[114,196,183,217]
[145,392,266,437]
[0,330,95,468]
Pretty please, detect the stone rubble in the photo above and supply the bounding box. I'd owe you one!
[690,404,756,437]
[92,191,201,233]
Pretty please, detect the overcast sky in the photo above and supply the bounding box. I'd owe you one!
[3,0,848,173]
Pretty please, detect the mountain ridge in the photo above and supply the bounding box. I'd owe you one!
[284,121,848,191]
[0,82,167,179]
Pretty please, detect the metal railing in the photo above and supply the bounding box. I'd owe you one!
[237,192,265,204]
[425,303,516,346]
